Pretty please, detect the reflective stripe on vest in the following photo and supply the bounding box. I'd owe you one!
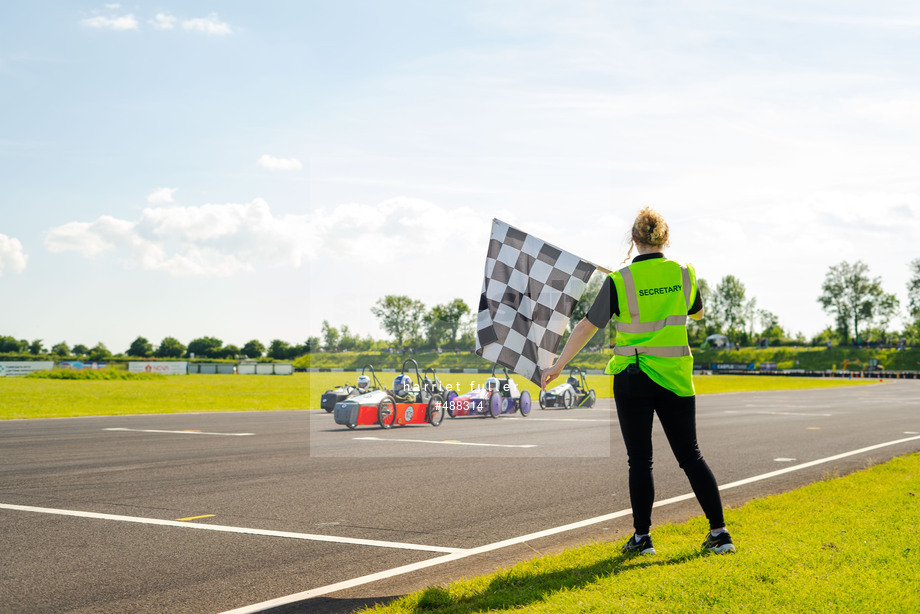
[613,345,691,358]
[617,264,692,333]
[616,314,688,334]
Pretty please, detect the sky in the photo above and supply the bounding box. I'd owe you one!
[2,0,919,354]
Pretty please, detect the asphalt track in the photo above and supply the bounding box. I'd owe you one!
[2,380,919,613]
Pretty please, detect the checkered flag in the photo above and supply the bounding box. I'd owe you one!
[476,219,601,386]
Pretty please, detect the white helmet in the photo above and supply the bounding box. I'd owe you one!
[356,374,371,390]
[484,377,499,391]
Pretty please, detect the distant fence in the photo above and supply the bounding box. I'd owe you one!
[305,368,607,375]
[0,361,53,377]
[694,367,920,380]
[129,361,188,375]
[309,366,920,379]
[188,363,293,375]
[233,363,293,375]
[128,361,293,375]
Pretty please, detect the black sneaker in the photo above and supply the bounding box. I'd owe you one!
[701,531,735,553]
[622,534,656,555]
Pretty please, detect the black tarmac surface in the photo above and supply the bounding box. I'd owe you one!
[2,380,919,613]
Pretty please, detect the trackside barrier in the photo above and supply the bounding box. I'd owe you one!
[0,361,54,377]
[304,367,919,379]
[129,361,187,375]
[304,368,607,375]
[184,363,294,375]
[697,368,920,380]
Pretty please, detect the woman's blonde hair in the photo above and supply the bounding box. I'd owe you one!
[625,206,670,261]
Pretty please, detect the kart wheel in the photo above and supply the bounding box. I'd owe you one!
[487,390,501,418]
[427,395,445,426]
[539,390,547,410]
[586,389,596,408]
[562,388,575,409]
[378,396,396,429]
[444,390,458,418]
[519,390,532,416]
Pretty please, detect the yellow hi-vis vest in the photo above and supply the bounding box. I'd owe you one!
[605,258,698,397]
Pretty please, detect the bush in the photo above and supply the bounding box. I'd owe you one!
[26,370,166,381]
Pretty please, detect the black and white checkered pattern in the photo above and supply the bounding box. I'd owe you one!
[475,219,598,386]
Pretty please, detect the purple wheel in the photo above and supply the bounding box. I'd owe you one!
[519,390,531,416]
[444,390,458,418]
[488,390,501,418]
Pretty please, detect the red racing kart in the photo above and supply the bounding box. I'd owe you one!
[333,359,445,429]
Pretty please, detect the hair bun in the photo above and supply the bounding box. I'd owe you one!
[631,206,669,247]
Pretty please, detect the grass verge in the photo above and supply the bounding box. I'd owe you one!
[0,373,309,419]
[0,373,879,420]
[366,452,920,613]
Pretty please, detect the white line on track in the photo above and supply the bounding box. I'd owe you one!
[103,428,254,436]
[724,410,833,417]
[354,437,537,448]
[0,504,462,554]
[506,417,612,422]
[218,433,920,614]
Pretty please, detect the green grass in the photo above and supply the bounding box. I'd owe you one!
[367,453,920,614]
[692,374,878,395]
[0,373,878,420]
[0,373,309,419]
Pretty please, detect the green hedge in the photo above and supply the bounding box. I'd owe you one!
[694,346,920,371]
[25,370,166,380]
[6,346,917,373]
[295,347,920,372]
[294,351,613,371]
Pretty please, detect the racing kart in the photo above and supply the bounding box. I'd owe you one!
[539,366,596,409]
[320,364,381,412]
[444,364,532,418]
[333,359,445,430]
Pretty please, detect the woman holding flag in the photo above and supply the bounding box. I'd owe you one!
[542,206,735,556]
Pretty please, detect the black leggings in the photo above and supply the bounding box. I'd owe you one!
[613,369,725,535]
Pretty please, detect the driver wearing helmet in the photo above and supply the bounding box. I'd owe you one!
[484,377,500,392]
[393,374,414,399]
[356,374,371,391]
[566,376,580,391]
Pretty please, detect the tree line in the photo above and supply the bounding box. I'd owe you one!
[0,297,479,361]
[0,335,307,362]
[569,258,920,350]
[690,258,920,347]
[3,259,918,360]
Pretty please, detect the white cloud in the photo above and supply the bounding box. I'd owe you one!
[150,13,177,31]
[258,154,303,171]
[82,10,232,34]
[42,197,491,278]
[147,187,177,204]
[0,234,28,276]
[45,199,310,276]
[45,216,137,258]
[182,13,232,35]
[81,14,138,31]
